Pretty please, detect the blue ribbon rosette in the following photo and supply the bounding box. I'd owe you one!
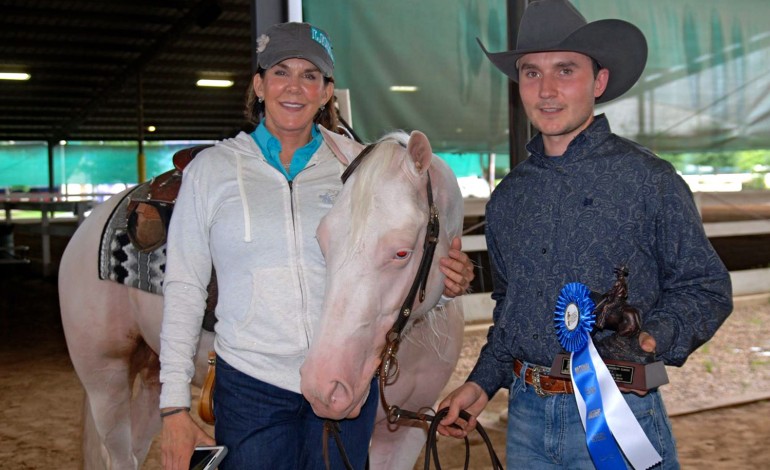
[554,283,662,470]
[553,282,596,352]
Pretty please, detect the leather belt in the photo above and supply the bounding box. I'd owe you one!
[514,359,574,397]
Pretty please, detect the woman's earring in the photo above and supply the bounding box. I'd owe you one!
[258,96,264,103]
[320,105,325,111]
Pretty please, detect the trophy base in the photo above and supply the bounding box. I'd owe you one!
[549,352,669,391]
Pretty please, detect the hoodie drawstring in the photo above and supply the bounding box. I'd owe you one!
[235,153,252,242]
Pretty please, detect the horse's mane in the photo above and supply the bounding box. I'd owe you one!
[401,303,460,364]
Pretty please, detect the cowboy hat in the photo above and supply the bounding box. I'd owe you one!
[478,0,647,103]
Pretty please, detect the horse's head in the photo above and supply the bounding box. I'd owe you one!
[300,129,463,419]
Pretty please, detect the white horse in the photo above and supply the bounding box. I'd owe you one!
[303,129,466,469]
[59,128,464,469]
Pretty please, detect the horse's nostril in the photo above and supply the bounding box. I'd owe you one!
[329,381,351,407]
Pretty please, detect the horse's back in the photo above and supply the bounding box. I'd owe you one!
[59,188,148,356]
[60,187,131,279]
[60,188,130,294]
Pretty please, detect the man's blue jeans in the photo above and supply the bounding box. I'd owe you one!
[214,356,379,470]
[506,363,680,469]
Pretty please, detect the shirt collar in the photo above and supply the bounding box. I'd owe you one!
[250,122,322,180]
[526,114,611,162]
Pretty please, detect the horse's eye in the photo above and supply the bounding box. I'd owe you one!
[395,250,411,260]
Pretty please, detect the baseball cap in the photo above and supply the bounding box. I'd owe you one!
[256,22,335,77]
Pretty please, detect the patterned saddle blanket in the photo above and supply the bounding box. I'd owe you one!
[98,184,167,295]
[98,145,217,330]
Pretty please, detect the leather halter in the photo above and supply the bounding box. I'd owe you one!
[388,173,439,341]
[340,139,441,412]
[340,143,376,184]
[341,140,441,344]
[323,140,440,470]
[324,140,502,470]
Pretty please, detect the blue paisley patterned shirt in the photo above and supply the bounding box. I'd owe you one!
[468,115,733,399]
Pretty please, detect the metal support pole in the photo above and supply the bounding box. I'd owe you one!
[47,141,55,192]
[251,0,290,75]
[507,0,531,169]
[137,73,146,183]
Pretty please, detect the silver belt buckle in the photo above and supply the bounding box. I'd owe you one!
[531,366,547,397]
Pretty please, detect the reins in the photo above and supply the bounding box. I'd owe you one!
[323,140,503,470]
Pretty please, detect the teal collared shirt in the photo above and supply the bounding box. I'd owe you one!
[250,122,322,181]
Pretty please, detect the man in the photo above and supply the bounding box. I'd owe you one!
[437,1,733,468]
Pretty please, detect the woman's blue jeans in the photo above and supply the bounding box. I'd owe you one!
[214,355,379,470]
[506,364,680,469]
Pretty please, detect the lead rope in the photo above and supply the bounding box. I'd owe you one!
[323,420,355,470]
[373,177,502,469]
[424,408,504,470]
[378,335,504,470]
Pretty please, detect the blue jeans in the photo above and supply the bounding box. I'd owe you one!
[506,363,679,469]
[213,356,379,470]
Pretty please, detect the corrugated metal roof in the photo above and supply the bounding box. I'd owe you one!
[0,0,254,142]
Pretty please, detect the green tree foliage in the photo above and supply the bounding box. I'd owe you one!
[660,150,770,174]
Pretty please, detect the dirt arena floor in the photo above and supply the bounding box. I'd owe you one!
[1,203,769,469]
[0,269,768,469]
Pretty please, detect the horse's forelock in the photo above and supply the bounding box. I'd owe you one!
[347,135,409,249]
[378,131,409,147]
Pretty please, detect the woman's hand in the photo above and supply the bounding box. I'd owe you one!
[161,409,215,470]
[440,237,475,297]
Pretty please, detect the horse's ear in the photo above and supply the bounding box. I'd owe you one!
[407,130,433,174]
[319,125,365,165]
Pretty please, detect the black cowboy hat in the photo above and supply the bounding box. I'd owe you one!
[478,0,647,103]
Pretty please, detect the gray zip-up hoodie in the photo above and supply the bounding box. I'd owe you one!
[159,128,349,408]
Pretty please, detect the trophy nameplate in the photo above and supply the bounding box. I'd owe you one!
[549,352,669,391]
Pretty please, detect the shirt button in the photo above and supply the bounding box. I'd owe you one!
[533,334,539,339]
[537,290,543,297]
[541,248,547,254]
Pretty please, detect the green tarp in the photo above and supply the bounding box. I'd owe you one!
[305,0,770,154]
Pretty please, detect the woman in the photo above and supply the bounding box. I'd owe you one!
[158,22,474,470]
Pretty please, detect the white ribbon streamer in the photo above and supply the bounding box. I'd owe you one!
[572,340,663,470]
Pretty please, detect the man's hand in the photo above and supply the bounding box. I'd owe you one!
[619,331,657,396]
[440,237,475,297]
[639,331,656,353]
[436,382,489,439]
